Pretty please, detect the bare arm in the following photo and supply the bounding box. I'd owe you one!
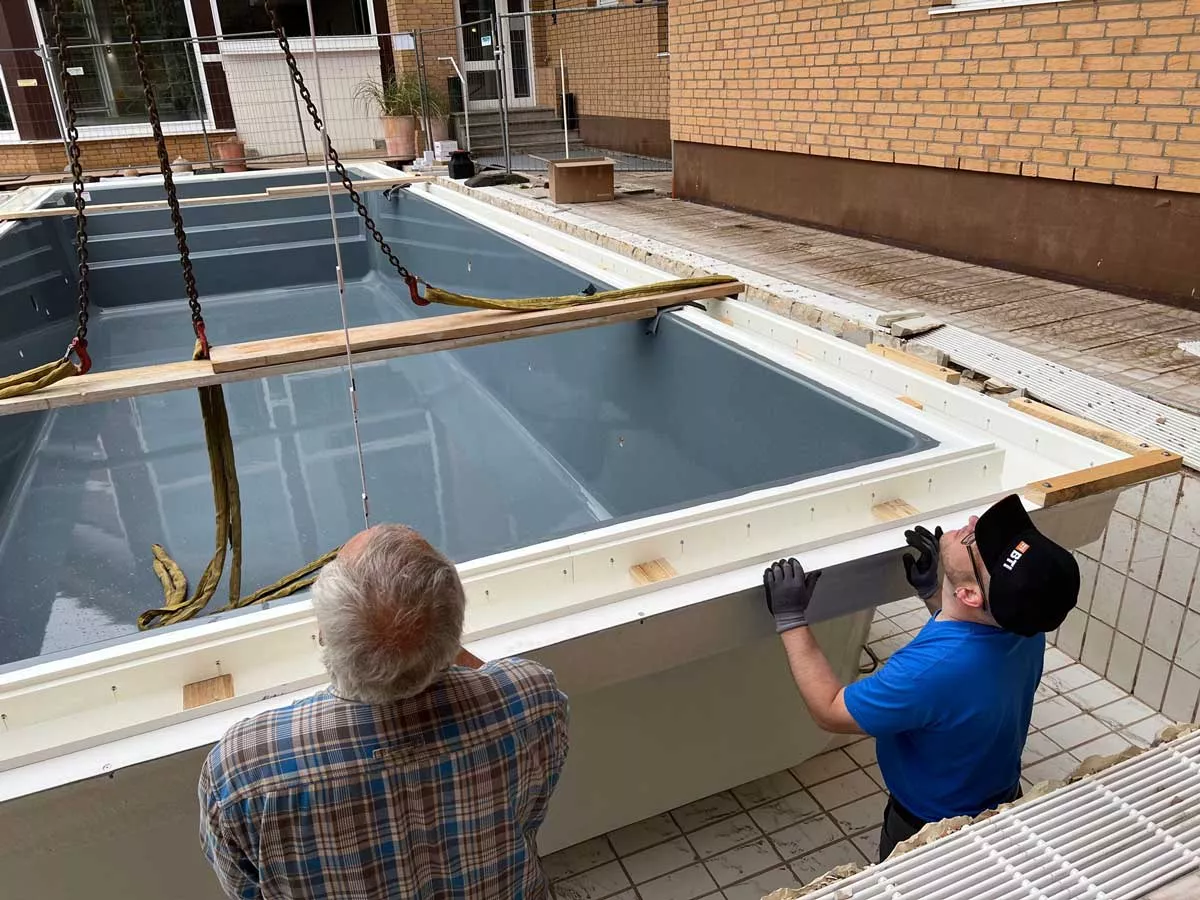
[779,627,863,735]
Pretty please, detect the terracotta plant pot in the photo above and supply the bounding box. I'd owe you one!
[217,138,247,173]
[381,115,417,160]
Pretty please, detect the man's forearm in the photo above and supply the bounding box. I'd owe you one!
[779,627,862,734]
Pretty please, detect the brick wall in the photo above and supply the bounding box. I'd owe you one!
[0,132,234,177]
[671,0,1200,195]
[388,0,459,92]
[531,1,669,122]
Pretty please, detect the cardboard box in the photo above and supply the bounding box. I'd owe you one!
[433,140,458,161]
[548,157,615,204]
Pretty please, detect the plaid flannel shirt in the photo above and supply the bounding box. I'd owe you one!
[199,658,569,900]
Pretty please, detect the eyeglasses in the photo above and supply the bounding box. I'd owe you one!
[961,531,989,611]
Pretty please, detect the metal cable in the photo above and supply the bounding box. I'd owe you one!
[262,0,412,285]
[120,0,207,353]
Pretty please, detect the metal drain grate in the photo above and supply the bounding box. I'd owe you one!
[801,730,1200,900]
[916,326,1200,469]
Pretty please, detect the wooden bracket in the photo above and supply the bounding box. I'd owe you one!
[872,498,920,522]
[630,558,678,585]
[1025,449,1182,507]
[1008,397,1155,456]
[896,395,924,410]
[183,673,234,710]
[867,344,960,384]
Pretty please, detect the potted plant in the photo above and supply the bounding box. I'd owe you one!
[355,73,423,160]
[217,136,247,173]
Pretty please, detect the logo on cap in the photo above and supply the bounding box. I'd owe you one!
[1003,541,1030,571]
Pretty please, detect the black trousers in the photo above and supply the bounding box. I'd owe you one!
[877,785,1023,863]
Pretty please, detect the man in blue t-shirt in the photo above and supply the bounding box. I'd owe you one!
[762,494,1080,862]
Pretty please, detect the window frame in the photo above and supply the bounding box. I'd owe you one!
[0,68,19,143]
[23,0,218,139]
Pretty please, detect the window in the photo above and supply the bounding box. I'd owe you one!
[215,0,373,37]
[656,0,668,55]
[0,75,13,133]
[35,0,205,127]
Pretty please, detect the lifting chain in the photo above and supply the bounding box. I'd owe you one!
[120,0,209,357]
[49,0,92,373]
[262,0,417,296]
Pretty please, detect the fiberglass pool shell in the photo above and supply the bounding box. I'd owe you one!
[0,175,936,666]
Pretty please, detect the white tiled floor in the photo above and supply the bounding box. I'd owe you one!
[542,599,1177,900]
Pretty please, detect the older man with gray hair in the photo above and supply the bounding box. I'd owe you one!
[199,524,569,900]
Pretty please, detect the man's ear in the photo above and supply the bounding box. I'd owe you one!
[955,585,986,610]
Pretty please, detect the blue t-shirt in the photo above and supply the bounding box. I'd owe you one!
[843,614,1043,823]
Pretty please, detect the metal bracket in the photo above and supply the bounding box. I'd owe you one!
[646,301,703,337]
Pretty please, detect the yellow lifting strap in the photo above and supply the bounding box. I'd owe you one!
[137,342,338,630]
[418,274,740,312]
[0,358,77,401]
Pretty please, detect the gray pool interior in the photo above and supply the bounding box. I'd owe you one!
[0,172,935,666]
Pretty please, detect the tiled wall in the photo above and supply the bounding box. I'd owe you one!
[1052,469,1200,723]
[669,0,1200,195]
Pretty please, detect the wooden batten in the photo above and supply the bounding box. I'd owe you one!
[209,282,743,374]
[866,343,961,384]
[1025,449,1182,507]
[0,283,744,418]
[1008,397,1155,456]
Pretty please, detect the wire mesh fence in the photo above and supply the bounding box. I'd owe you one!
[0,4,671,182]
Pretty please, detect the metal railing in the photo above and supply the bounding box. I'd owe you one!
[0,8,671,182]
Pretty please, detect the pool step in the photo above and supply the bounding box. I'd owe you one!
[88,234,369,307]
[85,210,362,262]
[79,193,347,238]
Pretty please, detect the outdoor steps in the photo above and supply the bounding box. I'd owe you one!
[452,107,584,157]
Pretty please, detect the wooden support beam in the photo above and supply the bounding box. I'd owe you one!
[1008,397,1154,456]
[182,673,234,710]
[896,395,924,410]
[1025,449,1182,507]
[210,282,742,374]
[867,343,961,384]
[0,176,433,221]
[0,283,744,418]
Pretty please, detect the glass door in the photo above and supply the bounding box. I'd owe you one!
[456,0,535,111]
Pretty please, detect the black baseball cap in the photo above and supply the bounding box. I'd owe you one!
[974,494,1080,637]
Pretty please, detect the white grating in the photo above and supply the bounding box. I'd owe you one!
[916,326,1200,470]
[800,730,1200,900]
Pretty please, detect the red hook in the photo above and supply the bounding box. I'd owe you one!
[406,274,429,307]
[68,337,92,376]
[194,321,211,360]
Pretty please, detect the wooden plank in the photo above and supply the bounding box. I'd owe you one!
[210,282,744,374]
[0,285,741,417]
[0,176,433,221]
[630,558,677,585]
[872,498,920,522]
[1025,450,1183,507]
[867,343,961,384]
[182,673,234,710]
[1008,396,1154,456]
[897,394,924,410]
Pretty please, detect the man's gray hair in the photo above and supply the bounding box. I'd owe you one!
[311,525,466,703]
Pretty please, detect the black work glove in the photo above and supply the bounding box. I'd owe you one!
[763,558,822,634]
[903,525,943,600]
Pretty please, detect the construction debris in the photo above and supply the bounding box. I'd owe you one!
[890,315,944,338]
[762,864,863,899]
[875,309,924,328]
